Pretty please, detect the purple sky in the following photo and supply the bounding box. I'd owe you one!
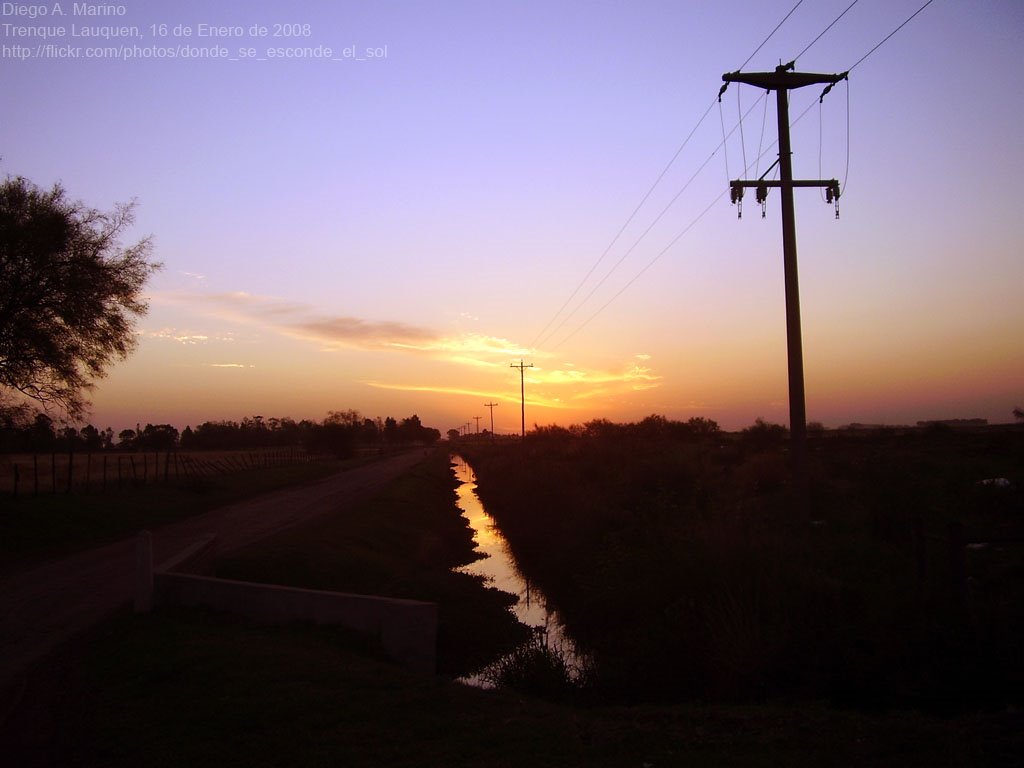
[4,0,1022,433]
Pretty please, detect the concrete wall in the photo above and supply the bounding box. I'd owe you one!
[137,532,438,673]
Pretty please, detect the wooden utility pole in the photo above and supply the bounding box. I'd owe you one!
[722,61,845,493]
[473,416,482,434]
[510,359,534,437]
[483,401,498,439]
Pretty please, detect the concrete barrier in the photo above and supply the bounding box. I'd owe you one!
[136,531,437,673]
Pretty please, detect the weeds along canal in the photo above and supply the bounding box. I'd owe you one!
[450,454,584,687]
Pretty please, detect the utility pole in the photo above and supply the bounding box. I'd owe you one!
[483,401,498,439]
[473,416,482,434]
[722,61,845,496]
[510,359,534,437]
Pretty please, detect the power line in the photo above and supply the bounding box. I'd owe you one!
[738,0,807,71]
[848,0,935,73]
[510,360,533,437]
[531,2,810,352]
[547,96,821,351]
[539,2,937,359]
[794,0,860,63]
[483,401,498,438]
[538,92,768,351]
[550,192,724,352]
[528,97,717,350]
[528,0,823,354]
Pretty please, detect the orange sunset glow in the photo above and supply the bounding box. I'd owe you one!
[4,0,1021,435]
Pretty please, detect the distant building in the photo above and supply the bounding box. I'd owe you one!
[916,419,988,428]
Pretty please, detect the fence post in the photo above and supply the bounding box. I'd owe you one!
[948,521,966,591]
[912,516,927,583]
[134,530,154,613]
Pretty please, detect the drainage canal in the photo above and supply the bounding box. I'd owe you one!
[451,454,579,685]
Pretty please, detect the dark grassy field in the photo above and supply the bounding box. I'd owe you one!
[10,606,1021,768]
[460,424,1024,709]
[3,441,1022,766]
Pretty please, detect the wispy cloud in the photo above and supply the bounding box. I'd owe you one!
[207,363,255,369]
[287,317,436,349]
[157,291,528,360]
[140,328,235,345]
[154,290,663,407]
[367,361,662,409]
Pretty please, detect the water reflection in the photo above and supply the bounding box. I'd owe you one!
[451,455,568,640]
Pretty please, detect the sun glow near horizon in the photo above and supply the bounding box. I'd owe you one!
[7,1,1021,435]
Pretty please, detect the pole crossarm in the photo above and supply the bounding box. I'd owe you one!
[730,179,839,189]
[722,62,846,92]
[730,179,841,211]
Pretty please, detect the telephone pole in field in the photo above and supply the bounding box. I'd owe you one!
[510,360,533,437]
[473,416,482,434]
[722,61,846,491]
[483,401,499,439]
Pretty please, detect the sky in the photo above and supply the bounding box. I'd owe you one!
[3,0,1022,434]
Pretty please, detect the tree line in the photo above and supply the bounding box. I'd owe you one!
[0,409,441,456]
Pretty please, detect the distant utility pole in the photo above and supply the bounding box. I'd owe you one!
[473,416,482,434]
[483,401,499,439]
[722,61,846,489]
[510,359,534,437]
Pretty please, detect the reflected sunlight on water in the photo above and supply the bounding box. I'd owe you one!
[451,454,568,636]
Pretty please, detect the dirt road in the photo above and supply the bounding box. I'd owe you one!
[0,450,427,709]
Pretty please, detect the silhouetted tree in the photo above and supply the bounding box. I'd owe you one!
[1014,407,1024,423]
[0,175,160,418]
[741,418,788,451]
[79,424,102,451]
[685,416,721,438]
[383,416,398,443]
[29,413,56,451]
[139,423,178,450]
[117,429,137,449]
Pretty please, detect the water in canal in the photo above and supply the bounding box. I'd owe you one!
[451,455,576,681]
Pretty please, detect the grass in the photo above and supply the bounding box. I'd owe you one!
[459,426,1024,707]
[3,446,1021,766]
[6,607,1021,767]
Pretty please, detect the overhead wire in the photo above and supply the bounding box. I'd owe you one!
[755,90,769,178]
[794,0,860,63]
[737,86,748,180]
[530,0,811,351]
[527,96,718,350]
[547,0,939,350]
[537,92,768,351]
[738,0,807,71]
[847,0,935,73]
[547,94,817,352]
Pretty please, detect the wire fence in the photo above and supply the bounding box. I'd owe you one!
[0,447,335,499]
